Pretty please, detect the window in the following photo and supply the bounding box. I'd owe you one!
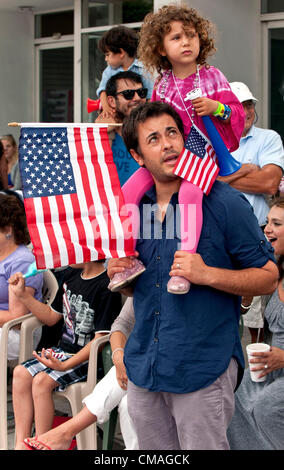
[35,10,74,38]
[82,31,106,122]
[261,0,284,14]
[81,0,153,28]
[270,28,284,141]
[81,0,153,121]
[40,47,74,122]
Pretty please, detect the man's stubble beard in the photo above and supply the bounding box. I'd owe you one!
[115,109,125,122]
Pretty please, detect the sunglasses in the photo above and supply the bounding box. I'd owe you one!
[115,88,148,100]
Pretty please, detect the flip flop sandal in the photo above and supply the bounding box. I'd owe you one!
[23,440,35,450]
[23,437,52,450]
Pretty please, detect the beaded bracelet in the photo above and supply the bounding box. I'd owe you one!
[111,347,124,362]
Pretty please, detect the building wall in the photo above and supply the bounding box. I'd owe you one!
[0,10,34,138]
[0,1,262,136]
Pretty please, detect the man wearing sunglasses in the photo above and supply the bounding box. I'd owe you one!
[96,71,148,186]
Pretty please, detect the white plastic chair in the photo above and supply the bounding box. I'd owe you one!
[53,334,111,450]
[52,296,127,449]
[0,269,58,450]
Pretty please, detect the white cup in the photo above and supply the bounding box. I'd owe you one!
[246,343,270,382]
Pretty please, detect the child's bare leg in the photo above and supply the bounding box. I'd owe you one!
[108,167,154,292]
[13,365,35,449]
[32,372,58,436]
[24,406,97,450]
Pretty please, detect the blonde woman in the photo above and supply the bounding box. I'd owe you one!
[1,134,21,190]
[0,140,8,190]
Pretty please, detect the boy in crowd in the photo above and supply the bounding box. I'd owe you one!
[96,26,153,116]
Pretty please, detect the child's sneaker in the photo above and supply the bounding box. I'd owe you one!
[167,276,190,294]
[108,259,146,292]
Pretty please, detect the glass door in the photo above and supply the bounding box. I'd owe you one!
[270,27,284,142]
[36,43,74,123]
[80,0,153,122]
[262,18,284,141]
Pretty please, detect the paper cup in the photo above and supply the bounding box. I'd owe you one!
[246,343,270,382]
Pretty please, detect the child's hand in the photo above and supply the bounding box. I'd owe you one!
[8,272,26,298]
[107,253,139,280]
[32,348,68,371]
[100,105,115,119]
[95,110,119,132]
[192,97,219,116]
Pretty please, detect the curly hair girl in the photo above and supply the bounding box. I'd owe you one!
[138,4,216,76]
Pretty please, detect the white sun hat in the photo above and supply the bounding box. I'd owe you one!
[229,82,258,103]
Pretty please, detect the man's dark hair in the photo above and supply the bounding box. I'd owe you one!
[105,71,143,97]
[0,140,3,158]
[98,26,138,58]
[122,102,184,154]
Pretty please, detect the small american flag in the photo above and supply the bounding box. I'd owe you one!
[19,124,135,269]
[173,125,219,195]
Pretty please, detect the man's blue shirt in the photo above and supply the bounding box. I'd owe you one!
[232,125,284,226]
[112,134,140,186]
[124,181,275,394]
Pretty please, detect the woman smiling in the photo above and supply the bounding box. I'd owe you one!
[227,197,284,450]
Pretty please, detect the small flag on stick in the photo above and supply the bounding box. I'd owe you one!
[174,125,219,195]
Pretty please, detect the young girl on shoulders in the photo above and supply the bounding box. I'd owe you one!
[108,5,245,295]
[141,4,244,148]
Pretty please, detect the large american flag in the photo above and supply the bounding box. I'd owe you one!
[173,125,219,195]
[19,124,135,269]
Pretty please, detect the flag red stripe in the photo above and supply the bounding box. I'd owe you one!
[174,148,189,176]
[41,197,61,267]
[23,198,46,269]
[204,166,219,195]
[194,156,214,189]
[99,127,124,209]
[199,160,218,194]
[69,192,91,263]
[177,152,195,180]
[86,127,119,258]
[74,127,103,257]
[99,128,136,255]
[54,194,76,265]
[99,127,135,255]
[185,155,202,181]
